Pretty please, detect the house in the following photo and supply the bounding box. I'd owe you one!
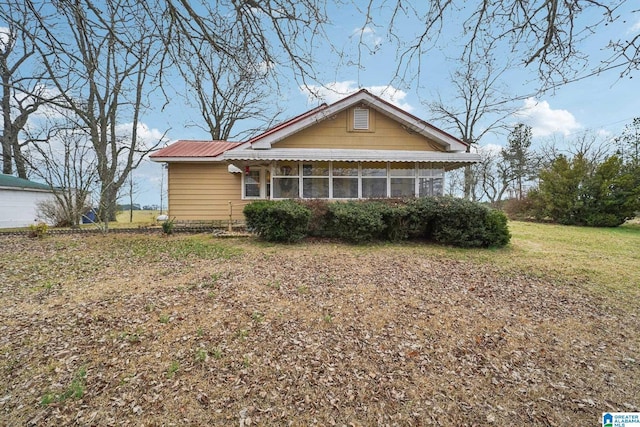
[0,174,57,228]
[150,89,480,221]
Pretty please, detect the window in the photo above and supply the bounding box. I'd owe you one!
[332,161,358,198]
[244,169,261,198]
[353,108,369,130]
[264,161,445,200]
[418,164,444,197]
[273,161,299,198]
[302,162,329,198]
[390,163,415,197]
[362,162,387,198]
[243,166,268,199]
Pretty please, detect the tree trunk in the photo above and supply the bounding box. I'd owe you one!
[12,142,27,178]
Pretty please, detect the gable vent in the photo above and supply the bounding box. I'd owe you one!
[353,108,369,130]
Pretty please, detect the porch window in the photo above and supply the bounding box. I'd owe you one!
[273,161,300,198]
[332,161,358,198]
[362,162,387,198]
[418,163,444,196]
[302,162,329,198]
[390,163,415,197]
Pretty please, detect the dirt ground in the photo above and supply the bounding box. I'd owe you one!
[0,233,638,426]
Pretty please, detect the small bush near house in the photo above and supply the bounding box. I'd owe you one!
[325,201,386,244]
[161,218,175,235]
[429,197,511,248]
[28,222,49,239]
[297,199,331,237]
[243,200,311,243]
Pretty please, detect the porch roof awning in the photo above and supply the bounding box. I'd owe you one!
[222,148,480,165]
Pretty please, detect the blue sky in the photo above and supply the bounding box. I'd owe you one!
[126,3,640,206]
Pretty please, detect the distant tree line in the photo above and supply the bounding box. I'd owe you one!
[462,118,640,227]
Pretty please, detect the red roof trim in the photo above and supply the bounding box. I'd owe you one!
[247,103,328,145]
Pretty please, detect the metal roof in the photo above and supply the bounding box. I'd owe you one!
[0,174,53,191]
[150,140,240,160]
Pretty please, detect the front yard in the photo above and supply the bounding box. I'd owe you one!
[1,222,638,425]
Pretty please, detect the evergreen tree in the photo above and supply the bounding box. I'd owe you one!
[502,124,537,199]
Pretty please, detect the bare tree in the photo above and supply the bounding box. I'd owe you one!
[0,2,54,178]
[429,46,517,199]
[123,173,141,223]
[538,131,613,168]
[27,117,97,227]
[148,0,331,141]
[369,0,637,88]
[24,0,166,226]
[477,148,513,204]
[151,0,330,88]
[170,32,282,141]
[616,117,640,166]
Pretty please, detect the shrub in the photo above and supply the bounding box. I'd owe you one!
[502,197,538,221]
[28,222,49,238]
[296,199,331,237]
[375,199,429,242]
[531,154,640,227]
[404,197,440,238]
[245,197,511,247]
[243,200,311,242]
[162,218,175,235]
[325,201,386,243]
[430,197,511,248]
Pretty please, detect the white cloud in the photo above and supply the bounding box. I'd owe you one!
[0,27,9,49]
[629,18,640,34]
[300,81,414,112]
[115,122,169,148]
[514,97,581,137]
[476,143,503,155]
[351,26,382,50]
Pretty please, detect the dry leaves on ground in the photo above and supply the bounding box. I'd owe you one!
[0,233,638,426]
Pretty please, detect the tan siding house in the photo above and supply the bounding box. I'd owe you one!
[150,89,480,222]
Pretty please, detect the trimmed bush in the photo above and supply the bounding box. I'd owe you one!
[325,201,386,243]
[296,199,331,237]
[430,197,511,248]
[404,197,440,238]
[243,200,311,243]
[244,197,511,248]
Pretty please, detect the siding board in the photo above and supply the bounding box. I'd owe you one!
[274,109,444,152]
[168,163,245,221]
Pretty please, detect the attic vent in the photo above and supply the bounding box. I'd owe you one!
[353,108,369,130]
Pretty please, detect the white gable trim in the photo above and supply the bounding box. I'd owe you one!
[234,91,468,152]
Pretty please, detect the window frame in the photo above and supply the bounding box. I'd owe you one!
[242,166,268,200]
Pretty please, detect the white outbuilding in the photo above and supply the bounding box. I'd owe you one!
[0,174,57,229]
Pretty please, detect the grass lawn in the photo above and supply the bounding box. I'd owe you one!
[114,209,162,226]
[0,221,638,425]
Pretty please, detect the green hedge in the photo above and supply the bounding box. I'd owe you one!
[243,197,511,248]
[243,200,311,243]
[428,197,511,248]
[325,201,386,243]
